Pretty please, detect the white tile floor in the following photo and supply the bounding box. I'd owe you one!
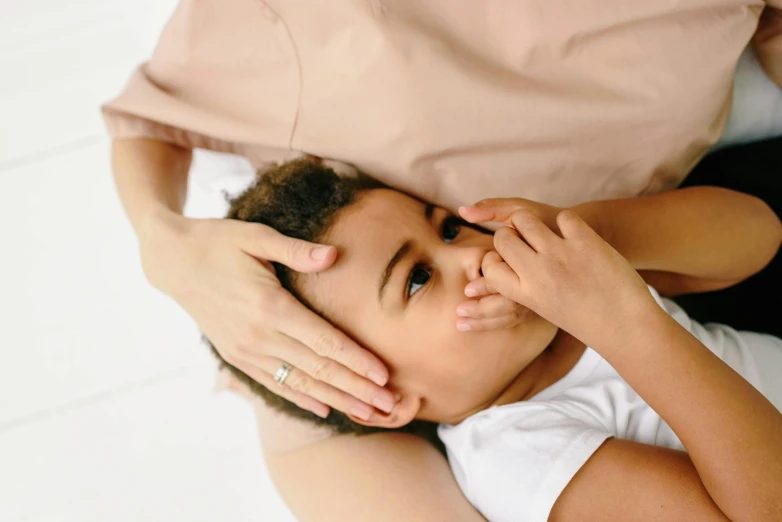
[2,2,781,522]
[0,2,295,521]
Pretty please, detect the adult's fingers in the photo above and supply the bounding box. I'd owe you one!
[247,331,397,414]
[233,361,330,419]
[244,358,378,422]
[273,292,396,401]
[237,221,337,273]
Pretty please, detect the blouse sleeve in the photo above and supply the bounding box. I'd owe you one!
[101,0,301,168]
[754,5,782,89]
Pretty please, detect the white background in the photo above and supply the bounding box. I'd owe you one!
[0,1,294,520]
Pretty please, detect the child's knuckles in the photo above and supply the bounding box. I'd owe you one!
[556,210,584,236]
[493,228,520,253]
[510,208,536,227]
[482,250,504,265]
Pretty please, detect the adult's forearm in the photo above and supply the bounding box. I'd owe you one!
[111,138,193,237]
[599,311,782,521]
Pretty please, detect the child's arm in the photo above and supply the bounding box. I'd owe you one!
[461,187,782,295]
[573,186,782,294]
[482,210,782,521]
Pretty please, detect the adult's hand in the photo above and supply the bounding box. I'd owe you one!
[142,213,397,420]
[453,198,564,332]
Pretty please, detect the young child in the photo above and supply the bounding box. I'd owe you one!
[208,159,782,522]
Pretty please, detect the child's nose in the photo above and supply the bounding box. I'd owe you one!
[461,246,490,282]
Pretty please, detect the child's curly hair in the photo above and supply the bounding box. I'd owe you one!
[204,159,443,451]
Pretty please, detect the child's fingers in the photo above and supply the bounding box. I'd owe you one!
[457,312,525,332]
[459,199,520,224]
[457,294,520,319]
[556,210,598,241]
[481,254,521,301]
[493,226,535,277]
[464,276,494,297]
[509,209,558,252]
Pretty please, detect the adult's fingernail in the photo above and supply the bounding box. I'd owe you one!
[367,370,388,387]
[310,246,332,261]
[350,406,373,422]
[373,397,395,414]
[457,322,472,332]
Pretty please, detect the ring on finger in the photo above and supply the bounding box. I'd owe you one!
[274,363,294,387]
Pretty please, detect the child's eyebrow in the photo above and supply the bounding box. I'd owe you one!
[378,240,412,305]
[377,203,437,306]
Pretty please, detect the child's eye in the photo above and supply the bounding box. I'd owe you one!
[406,265,432,298]
[442,216,463,244]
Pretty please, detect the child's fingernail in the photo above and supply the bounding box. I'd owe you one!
[456,306,471,317]
[465,287,478,297]
[394,392,403,402]
[314,406,330,419]
[373,397,395,414]
[457,322,472,332]
[350,406,373,422]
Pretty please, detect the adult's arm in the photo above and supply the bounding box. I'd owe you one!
[266,432,487,522]
[111,138,396,418]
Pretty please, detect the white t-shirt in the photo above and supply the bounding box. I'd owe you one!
[438,288,782,522]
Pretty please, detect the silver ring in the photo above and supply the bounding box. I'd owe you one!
[274,363,293,387]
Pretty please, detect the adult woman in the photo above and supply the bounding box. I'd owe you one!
[105,1,781,520]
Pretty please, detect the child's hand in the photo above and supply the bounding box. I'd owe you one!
[459,197,564,233]
[454,198,564,331]
[478,208,659,348]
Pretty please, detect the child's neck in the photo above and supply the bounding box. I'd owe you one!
[490,329,587,407]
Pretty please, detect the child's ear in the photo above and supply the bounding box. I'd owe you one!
[347,391,421,429]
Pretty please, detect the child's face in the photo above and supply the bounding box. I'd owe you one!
[298,189,559,426]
